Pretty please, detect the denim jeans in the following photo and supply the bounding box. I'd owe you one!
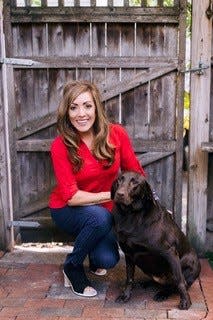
[50,205,119,270]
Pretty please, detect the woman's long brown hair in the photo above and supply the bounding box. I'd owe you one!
[57,80,115,172]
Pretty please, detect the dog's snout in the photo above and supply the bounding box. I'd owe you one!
[116,189,125,198]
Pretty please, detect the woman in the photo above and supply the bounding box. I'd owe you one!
[49,80,145,297]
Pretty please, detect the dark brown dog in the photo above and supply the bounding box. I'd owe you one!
[111,171,201,310]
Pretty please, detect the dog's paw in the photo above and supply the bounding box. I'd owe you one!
[115,293,131,303]
[153,291,169,302]
[178,297,191,310]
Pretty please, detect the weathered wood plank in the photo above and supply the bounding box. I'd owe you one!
[149,72,176,140]
[16,112,57,139]
[2,0,13,57]
[0,64,16,249]
[172,0,186,228]
[133,139,176,152]
[16,139,52,152]
[16,138,176,153]
[145,153,175,211]
[0,67,10,249]
[10,7,179,23]
[137,151,174,166]
[14,193,49,217]
[92,23,106,56]
[188,0,212,255]
[11,56,178,68]
[134,80,149,139]
[102,66,176,101]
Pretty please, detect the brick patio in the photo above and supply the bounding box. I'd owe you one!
[0,246,212,320]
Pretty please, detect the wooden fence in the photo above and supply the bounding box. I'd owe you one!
[1,0,187,249]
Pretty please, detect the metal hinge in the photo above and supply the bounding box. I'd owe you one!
[8,221,40,229]
[181,62,210,75]
[0,58,36,66]
[206,0,213,19]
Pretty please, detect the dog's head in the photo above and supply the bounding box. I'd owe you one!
[111,171,154,211]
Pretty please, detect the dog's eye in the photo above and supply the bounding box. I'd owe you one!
[130,178,138,185]
[118,175,125,184]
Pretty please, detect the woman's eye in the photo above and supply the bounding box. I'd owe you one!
[85,104,92,109]
[69,105,77,111]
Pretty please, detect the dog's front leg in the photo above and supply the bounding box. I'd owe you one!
[116,254,135,302]
[163,247,191,310]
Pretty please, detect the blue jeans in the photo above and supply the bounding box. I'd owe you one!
[50,205,119,270]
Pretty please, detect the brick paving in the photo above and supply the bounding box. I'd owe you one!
[0,248,212,320]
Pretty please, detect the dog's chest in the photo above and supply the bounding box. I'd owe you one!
[115,216,145,246]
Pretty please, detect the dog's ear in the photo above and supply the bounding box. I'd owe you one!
[111,178,119,200]
[133,180,154,210]
[144,181,154,201]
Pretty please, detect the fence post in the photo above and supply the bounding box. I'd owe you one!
[188,0,212,255]
[0,4,14,251]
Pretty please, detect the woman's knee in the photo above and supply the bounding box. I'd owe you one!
[87,206,113,232]
[89,230,120,269]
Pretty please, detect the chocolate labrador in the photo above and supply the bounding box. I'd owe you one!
[111,171,201,310]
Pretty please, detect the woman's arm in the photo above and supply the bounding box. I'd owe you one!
[67,190,111,206]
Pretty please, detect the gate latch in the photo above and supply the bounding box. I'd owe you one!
[181,62,210,76]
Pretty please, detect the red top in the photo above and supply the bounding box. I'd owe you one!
[49,123,145,211]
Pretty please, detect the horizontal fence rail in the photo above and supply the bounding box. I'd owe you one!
[14,0,179,8]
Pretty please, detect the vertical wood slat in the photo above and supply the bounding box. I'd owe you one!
[157,0,164,7]
[141,0,147,6]
[2,1,13,57]
[10,0,16,6]
[0,8,16,250]
[173,0,186,229]
[188,0,212,255]
[0,67,9,249]
[25,0,32,6]
[58,0,64,7]
[0,8,10,250]
[41,0,48,7]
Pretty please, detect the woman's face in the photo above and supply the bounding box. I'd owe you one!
[68,91,96,136]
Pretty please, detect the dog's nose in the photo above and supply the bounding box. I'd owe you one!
[116,190,125,198]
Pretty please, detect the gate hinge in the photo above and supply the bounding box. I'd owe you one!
[206,0,213,19]
[181,62,210,75]
[0,58,36,66]
[8,221,40,228]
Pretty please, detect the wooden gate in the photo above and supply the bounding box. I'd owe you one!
[1,0,186,248]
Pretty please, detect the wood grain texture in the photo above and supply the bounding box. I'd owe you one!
[188,0,212,254]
